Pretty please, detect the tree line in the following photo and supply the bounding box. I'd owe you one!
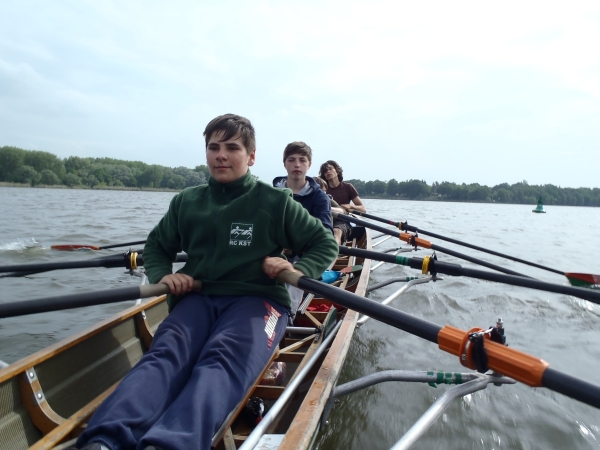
[347,178,600,207]
[1,146,598,206]
[0,146,209,190]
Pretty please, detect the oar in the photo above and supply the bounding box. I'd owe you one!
[334,213,530,278]
[0,252,189,277]
[277,270,600,409]
[0,281,202,318]
[51,240,147,251]
[351,210,600,288]
[338,246,600,305]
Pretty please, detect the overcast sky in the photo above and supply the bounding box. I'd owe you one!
[1,1,599,188]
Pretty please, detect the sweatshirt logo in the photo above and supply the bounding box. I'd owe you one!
[229,223,253,247]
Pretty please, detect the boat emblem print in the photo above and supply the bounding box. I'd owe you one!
[229,223,253,247]
[263,301,281,349]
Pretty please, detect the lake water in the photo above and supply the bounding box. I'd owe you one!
[1,187,599,449]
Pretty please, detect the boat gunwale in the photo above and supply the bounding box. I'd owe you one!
[277,230,372,449]
[0,294,166,385]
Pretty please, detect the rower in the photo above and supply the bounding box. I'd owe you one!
[319,160,367,244]
[273,142,333,317]
[69,114,338,450]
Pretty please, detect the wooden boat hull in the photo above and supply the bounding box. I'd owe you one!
[0,228,371,450]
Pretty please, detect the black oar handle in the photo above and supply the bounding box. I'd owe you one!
[277,270,600,409]
[0,281,202,318]
[335,213,529,278]
[338,246,600,305]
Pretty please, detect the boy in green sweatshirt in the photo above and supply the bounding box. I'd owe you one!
[73,114,339,450]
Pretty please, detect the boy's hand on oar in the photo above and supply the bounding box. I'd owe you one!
[262,256,304,279]
[159,273,195,296]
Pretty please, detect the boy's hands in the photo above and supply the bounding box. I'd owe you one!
[159,273,195,295]
[263,256,304,279]
[159,258,304,293]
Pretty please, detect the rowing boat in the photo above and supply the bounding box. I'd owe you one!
[0,227,371,450]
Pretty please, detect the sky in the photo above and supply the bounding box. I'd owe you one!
[1,0,599,188]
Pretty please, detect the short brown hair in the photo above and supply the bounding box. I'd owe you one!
[203,114,256,154]
[313,176,328,191]
[283,141,312,163]
[319,160,343,182]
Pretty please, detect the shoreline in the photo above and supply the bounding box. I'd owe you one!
[0,182,180,193]
[1,183,595,207]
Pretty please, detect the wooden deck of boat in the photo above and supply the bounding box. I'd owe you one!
[0,229,371,450]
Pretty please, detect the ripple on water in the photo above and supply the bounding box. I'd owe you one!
[2,192,600,449]
[0,237,42,252]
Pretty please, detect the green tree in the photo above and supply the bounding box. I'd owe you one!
[346,179,365,195]
[467,185,490,202]
[494,188,512,203]
[401,179,430,199]
[64,173,82,186]
[386,179,399,197]
[138,165,164,188]
[0,146,26,181]
[174,166,205,187]
[14,165,41,186]
[64,156,91,174]
[40,169,60,185]
[85,174,99,187]
[23,150,65,181]
[160,168,186,190]
[194,165,210,180]
[372,180,386,195]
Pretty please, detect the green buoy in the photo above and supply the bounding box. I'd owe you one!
[532,196,546,213]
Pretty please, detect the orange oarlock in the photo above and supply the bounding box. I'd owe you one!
[437,325,550,387]
[398,232,433,249]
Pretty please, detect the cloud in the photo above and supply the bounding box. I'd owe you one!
[0,0,599,187]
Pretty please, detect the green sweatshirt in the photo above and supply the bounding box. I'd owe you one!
[143,171,339,310]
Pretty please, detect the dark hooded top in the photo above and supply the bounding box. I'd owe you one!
[272,176,333,234]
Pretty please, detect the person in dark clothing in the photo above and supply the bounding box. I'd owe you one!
[319,160,366,244]
[273,142,333,234]
[70,116,338,450]
[273,141,333,315]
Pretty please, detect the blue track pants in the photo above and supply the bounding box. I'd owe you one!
[77,293,288,450]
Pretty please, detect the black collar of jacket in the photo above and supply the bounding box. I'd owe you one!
[208,170,255,202]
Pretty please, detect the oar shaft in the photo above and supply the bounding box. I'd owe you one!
[99,240,147,250]
[0,254,127,273]
[543,368,600,408]
[351,211,400,227]
[338,247,600,305]
[335,213,528,278]
[429,243,528,278]
[277,270,600,409]
[0,253,189,274]
[0,285,160,318]
[0,282,202,318]
[304,276,441,341]
[401,224,565,276]
[352,210,565,276]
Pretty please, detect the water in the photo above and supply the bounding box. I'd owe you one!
[1,187,600,448]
